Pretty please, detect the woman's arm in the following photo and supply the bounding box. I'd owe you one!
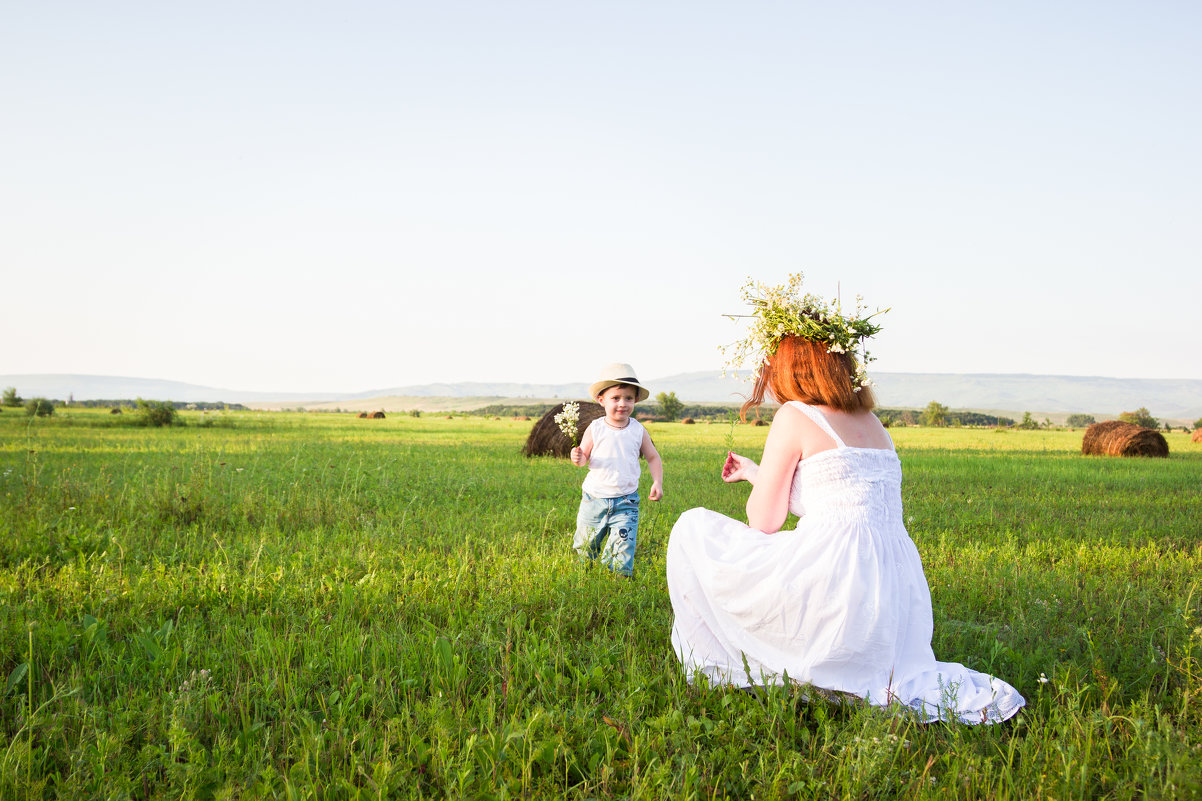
[744,405,805,533]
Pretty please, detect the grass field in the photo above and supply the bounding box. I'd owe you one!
[2,408,1201,799]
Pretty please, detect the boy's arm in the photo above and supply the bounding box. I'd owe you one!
[570,427,594,467]
[640,430,663,501]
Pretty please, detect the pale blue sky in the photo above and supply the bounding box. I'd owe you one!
[3,2,1199,392]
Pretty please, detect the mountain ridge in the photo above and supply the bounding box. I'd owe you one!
[3,372,1200,421]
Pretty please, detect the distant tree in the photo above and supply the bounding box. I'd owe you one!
[1016,412,1040,430]
[656,391,685,422]
[2,387,22,407]
[137,398,180,427]
[1066,413,1096,428]
[920,401,948,427]
[1194,417,1202,431]
[1118,407,1158,429]
[25,397,55,417]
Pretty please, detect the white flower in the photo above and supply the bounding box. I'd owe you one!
[1038,673,1050,684]
[554,402,582,447]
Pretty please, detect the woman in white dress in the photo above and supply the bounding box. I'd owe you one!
[667,276,1024,724]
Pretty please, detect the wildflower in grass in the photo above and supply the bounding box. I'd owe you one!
[554,401,581,448]
[723,409,739,454]
[1038,673,1050,684]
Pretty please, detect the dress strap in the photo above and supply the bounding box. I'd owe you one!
[786,402,847,448]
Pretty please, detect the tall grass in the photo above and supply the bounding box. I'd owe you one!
[2,410,1200,798]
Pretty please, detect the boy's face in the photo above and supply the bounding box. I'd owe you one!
[597,385,637,426]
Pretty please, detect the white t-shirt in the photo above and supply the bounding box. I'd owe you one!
[582,417,646,497]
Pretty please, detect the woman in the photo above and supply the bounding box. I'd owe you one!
[667,276,1024,724]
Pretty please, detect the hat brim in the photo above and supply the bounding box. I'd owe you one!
[589,379,650,403]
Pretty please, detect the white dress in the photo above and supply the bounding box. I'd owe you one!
[667,402,1025,724]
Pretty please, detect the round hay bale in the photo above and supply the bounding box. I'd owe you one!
[1192,428,1202,444]
[523,401,605,458]
[682,417,695,425]
[357,412,368,418]
[753,418,768,427]
[371,410,386,419]
[110,407,122,414]
[1081,420,1169,457]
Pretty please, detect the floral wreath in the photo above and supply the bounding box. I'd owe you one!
[721,273,888,391]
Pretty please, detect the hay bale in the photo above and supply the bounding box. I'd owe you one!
[371,410,386,419]
[110,407,122,415]
[1192,428,1202,444]
[523,401,605,458]
[1081,420,1169,458]
[682,417,695,425]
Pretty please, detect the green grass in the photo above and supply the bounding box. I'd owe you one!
[2,409,1200,799]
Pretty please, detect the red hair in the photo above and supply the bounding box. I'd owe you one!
[741,336,876,418]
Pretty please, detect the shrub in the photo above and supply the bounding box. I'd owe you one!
[921,401,948,427]
[25,397,55,417]
[137,398,181,427]
[1118,407,1158,429]
[655,391,685,422]
[1066,413,1096,427]
[1016,412,1040,430]
[2,386,22,407]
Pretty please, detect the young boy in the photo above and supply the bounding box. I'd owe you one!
[569,363,664,576]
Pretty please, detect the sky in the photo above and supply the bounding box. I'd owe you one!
[3,1,1199,393]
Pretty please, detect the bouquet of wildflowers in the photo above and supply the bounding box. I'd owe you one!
[554,401,581,448]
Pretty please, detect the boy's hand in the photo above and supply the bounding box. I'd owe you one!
[570,447,588,466]
[722,451,759,484]
[649,482,663,501]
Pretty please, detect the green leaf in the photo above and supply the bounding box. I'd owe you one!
[6,662,29,696]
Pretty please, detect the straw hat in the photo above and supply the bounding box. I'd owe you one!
[588,363,651,402]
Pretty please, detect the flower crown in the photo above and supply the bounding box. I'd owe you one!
[721,273,888,391]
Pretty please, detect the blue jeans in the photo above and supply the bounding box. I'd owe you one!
[573,490,640,576]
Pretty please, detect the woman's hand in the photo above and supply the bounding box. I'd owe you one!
[722,452,759,484]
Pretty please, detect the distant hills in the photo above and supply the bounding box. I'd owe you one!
[3,372,1200,423]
